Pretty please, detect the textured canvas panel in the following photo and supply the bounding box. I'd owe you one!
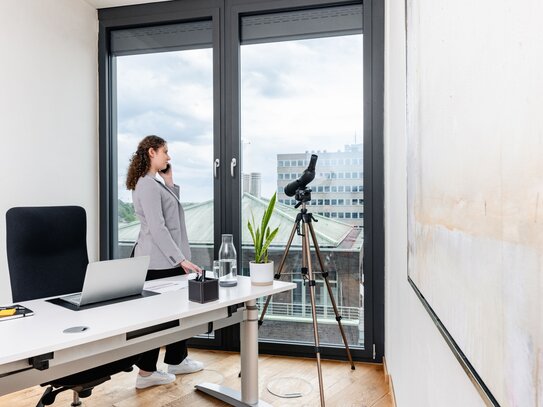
[405,1,543,405]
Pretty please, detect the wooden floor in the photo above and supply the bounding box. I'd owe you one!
[1,349,393,406]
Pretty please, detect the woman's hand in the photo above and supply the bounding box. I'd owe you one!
[180,259,202,274]
[158,163,174,187]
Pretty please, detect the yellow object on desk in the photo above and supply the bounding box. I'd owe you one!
[0,305,34,321]
[0,308,17,317]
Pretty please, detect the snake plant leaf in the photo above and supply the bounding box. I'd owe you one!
[247,193,280,264]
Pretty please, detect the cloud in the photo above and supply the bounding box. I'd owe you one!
[241,35,363,196]
[116,34,363,201]
[116,49,213,144]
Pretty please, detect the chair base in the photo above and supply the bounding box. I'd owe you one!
[36,376,110,407]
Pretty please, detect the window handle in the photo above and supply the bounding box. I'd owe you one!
[214,158,220,178]
[230,158,237,178]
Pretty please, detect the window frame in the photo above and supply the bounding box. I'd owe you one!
[98,0,225,349]
[98,0,384,362]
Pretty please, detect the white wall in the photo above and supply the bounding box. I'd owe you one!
[0,0,98,303]
[384,0,485,405]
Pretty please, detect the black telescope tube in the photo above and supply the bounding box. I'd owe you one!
[284,154,318,197]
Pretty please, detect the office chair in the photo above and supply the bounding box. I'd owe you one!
[6,206,139,407]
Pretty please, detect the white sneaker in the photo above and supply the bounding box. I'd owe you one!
[135,370,175,389]
[167,357,204,375]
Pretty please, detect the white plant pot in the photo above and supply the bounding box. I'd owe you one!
[249,261,274,286]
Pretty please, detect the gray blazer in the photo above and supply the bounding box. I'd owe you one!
[132,174,191,269]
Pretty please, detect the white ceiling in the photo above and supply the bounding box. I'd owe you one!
[84,0,170,9]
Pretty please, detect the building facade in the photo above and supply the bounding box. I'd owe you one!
[276,144,364,227]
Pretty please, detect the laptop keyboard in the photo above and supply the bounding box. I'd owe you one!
[61,293,82,306]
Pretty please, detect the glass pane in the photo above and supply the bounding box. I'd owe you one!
[240,35,364,348]
[115,49,214,272]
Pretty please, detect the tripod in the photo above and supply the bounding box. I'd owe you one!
[258,189,356,407]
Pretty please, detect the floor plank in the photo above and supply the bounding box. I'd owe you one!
[0,349,393,406]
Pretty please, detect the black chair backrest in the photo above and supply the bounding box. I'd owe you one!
[6,206,89,302]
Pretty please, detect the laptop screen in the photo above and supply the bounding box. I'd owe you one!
[77,256,150,306]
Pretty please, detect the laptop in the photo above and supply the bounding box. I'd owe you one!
[60,256,150,307]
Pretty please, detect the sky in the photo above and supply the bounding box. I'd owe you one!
[116,34,363,202]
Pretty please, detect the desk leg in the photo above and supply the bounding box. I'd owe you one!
[195,299,272,407]
[241,300,258,404]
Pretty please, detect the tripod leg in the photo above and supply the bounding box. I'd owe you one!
[303,223,326,407]
[258,221,298,327]
[308,223,356,370]
[274,220,298,279]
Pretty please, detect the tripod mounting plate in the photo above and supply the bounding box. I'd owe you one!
[294,187,312,203]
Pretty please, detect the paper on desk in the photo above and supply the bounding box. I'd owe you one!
[144,280,187,293]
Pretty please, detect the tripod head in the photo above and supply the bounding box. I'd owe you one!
[294,195,318,236]
[294,187,312,208]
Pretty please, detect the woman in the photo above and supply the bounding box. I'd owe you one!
[126,135,204,389]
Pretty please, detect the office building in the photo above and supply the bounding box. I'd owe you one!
[242,172,262,198]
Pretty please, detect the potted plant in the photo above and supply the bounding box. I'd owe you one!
[247,192,279,285]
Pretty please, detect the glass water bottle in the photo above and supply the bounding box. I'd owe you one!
[218,234,237,287]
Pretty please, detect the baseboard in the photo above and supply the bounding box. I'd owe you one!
[383,356,390,383]
[382,357,397,406]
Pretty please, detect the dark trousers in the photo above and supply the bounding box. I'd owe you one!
[136,266,188,372]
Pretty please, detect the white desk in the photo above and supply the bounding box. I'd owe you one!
[0,275,296,406]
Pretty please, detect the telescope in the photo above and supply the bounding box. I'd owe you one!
[263,152,354,407]
[284,154,318,197]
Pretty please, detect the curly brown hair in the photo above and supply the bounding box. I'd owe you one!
[126,135,166,190]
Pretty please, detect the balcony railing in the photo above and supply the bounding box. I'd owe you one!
[256,300,362,326]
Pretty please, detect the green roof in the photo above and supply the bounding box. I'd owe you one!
[118,192,361,249]
[242,193,354,248]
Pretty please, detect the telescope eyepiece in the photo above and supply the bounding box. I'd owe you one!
[307,154,317,172]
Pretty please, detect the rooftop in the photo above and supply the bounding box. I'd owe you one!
[119,192,362,250]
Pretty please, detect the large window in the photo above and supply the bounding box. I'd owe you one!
[99,0,383,362]
[110,21,215,269]
[116,49,214,265]
[239,19,364,348]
